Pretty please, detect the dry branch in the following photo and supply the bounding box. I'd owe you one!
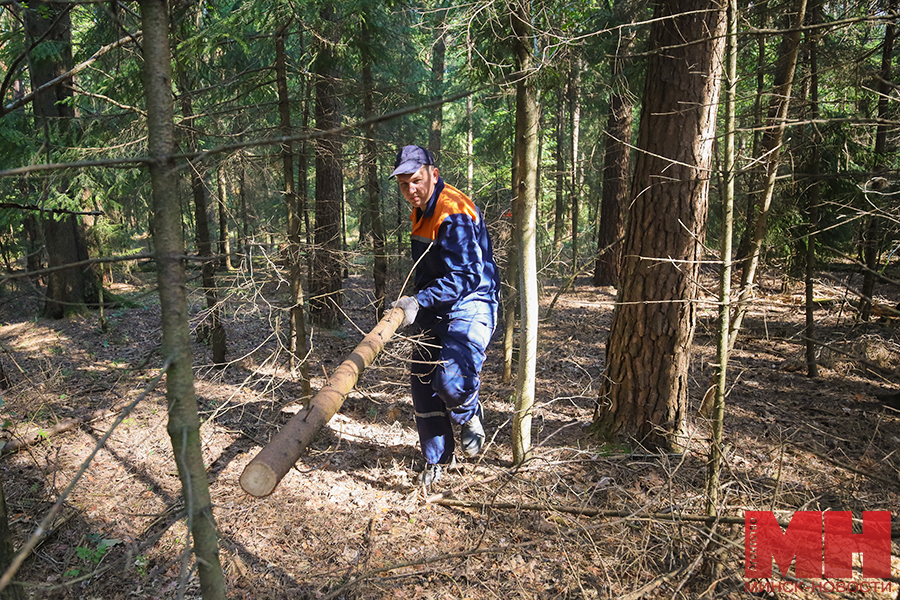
[0,358,170,595]
[0,202,103,216]
[240,307,405,497]
[795,443,900,491]
[0,400,134,456]
[431,498,767,526]
[1,32,141,117]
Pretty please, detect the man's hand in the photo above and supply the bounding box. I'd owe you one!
[390,296,419,328]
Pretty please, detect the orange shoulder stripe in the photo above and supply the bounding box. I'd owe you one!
[412,184,479,241]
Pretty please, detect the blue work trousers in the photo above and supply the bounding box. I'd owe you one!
[411,309,495,465]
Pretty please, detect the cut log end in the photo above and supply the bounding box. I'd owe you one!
[239,461,278,497]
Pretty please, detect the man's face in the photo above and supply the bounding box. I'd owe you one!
[397,165,438,210]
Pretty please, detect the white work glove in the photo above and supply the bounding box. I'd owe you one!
[390,296,419,328]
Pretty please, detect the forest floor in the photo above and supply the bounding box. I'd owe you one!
[1,259,899,600]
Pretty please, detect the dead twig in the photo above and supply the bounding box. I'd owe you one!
[430,498,765,526]
[2,398,142,456]
[794,443,900,491]
[0,357,171,595]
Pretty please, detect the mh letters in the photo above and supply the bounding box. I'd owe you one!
[745,511,891,579]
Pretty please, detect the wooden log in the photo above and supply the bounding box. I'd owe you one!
[239,307,405,497]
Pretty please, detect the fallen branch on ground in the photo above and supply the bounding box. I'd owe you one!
[2,399,136,456]
[0,358,171,595]
[431,498,760,525]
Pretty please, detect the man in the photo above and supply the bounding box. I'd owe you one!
[389,145,500,487]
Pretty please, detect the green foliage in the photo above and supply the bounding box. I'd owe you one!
[74,535,121,565]
[0,0,889,318]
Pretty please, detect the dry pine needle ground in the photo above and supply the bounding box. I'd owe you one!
[0,264,898,599]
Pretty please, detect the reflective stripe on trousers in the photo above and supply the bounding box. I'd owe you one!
[411,313,494,465]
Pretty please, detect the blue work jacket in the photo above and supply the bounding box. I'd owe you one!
[410,178,500,321]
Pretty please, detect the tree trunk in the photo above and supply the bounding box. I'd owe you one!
[0,479,23,600]
[511,0,539,466]
[22,214,42,277]
[238,156,250,265]
[568,60,582,276]
[503,142,519,384]
[41,216,100,318]
[593,30,633,287]
[859,0,895,321]
[736,3,770,263]
[309,5,344,328]
[467,40,475,197]
[139,2,226,598]
[174,49,226,365]
[553,90,565,253]
[25,0,101,319]
[804,0,822,377]
[217,167,233,270]
[429,8,446,159]
[705,0,737,574]
[299,60,313,271]
[361,21,387,319]
[730,0,808,347]
[276,27,311,395]
[593,0,726,451]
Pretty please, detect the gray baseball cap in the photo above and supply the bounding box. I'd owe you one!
[389,145,435,179]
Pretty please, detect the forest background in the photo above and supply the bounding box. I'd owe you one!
[0,0,898,598]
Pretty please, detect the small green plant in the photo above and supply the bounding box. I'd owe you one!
[134,554,149,577]
[75,535,121,564]
[65,568,80,578]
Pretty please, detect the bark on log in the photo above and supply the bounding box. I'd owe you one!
[240,307,405,497]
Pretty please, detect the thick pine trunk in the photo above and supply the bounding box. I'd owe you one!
[593,0,726,451]
[25,0,100,318]
[139,2,226,597]
[593,90,631,286]
[23,215,42,276]
[593,23,633,287]
[309,5,344,328]
[42,216,99,318]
